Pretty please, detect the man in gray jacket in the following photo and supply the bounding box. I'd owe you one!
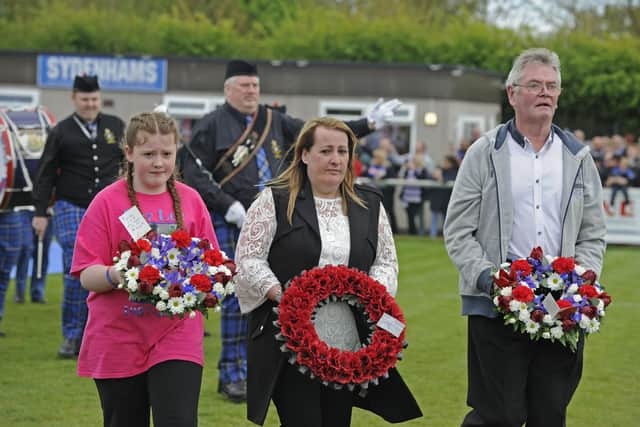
[444,48,606,427]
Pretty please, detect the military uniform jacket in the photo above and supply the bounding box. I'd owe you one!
[181,102,371,214]
[246,183,422,425]
[32,113,125,216]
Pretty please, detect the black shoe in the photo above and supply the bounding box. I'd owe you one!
[218,380,247,403]
[14,295,25,304]
[0,330,5,337]
[31,298,47,304]
[58,338,80,359]
[203,330,211,337]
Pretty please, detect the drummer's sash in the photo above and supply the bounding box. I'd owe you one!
[213,108,273,188]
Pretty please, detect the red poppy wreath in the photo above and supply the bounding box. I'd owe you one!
[273,265,407,395]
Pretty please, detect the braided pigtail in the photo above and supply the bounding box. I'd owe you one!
[166,175,184,230]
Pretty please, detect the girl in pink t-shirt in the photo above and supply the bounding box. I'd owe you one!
[71,111,218,427]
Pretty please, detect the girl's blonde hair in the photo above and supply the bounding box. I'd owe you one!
[268,117,366,224]
[123,111,184,229]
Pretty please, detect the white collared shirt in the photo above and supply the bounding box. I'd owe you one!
[508,130,563,259]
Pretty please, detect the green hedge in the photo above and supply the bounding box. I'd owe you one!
[2,1,640,135]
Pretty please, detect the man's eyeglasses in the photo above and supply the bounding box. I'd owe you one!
[512,81,561,95]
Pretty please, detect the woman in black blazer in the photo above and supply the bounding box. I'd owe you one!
[235,117,422,426]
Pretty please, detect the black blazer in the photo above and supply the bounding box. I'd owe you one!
[245,181,422,425]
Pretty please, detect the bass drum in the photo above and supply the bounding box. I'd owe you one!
[0,107,56,210]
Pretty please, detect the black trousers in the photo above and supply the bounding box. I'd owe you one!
[272,362,353,427]
[462,316,584,427]
[94,360,203,427]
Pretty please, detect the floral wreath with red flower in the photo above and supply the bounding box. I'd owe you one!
[113,229,236,319]
[274,265,407,394]
[491,246,611,351]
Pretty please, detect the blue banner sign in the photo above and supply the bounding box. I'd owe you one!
[37,54,167,93]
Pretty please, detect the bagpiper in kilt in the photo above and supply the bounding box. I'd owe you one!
[180,59,374,403]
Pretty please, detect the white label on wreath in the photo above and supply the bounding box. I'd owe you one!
[119,206,151,240]
[377,313,405,338]
[542,293,561,318]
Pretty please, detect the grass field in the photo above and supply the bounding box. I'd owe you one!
[1,237,638,426]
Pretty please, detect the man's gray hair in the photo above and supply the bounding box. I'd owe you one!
[505,48,561,87]
[224,75,260,88]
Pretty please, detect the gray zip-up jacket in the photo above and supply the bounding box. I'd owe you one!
[444,120,606,317]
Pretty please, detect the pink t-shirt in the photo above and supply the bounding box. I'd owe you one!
[71,179,218,379]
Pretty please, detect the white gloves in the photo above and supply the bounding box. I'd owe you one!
[224,201,247,228]
[153,104,170,115]
[366,98,402,130]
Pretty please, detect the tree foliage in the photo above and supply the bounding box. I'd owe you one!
[1,0,640,134]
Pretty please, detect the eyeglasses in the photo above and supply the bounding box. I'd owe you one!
[512,81,561,95]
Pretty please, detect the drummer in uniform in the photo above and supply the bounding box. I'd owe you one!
[181,59,401,402]
[32,75,125,358]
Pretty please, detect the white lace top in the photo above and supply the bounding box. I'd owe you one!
[234,187,399,314]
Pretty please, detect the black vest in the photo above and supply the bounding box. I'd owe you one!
[267,182,381,284]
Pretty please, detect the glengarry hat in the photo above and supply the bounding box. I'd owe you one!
[73,75,100,92]
[224,60,258,81]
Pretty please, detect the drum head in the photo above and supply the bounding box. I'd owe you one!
[0,119,15,209]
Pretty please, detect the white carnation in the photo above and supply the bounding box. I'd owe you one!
[574,264,586,275]
[213,282,225,295]
[542,331,551,339]
[225,281,235,295]
[567,284,579,294]
[519,310,531,322]
[543,314,554,325]
[159,290,170,300]
[550,326,564,339]
[127,281,138,292]
[151,247,161,259]
[152,285,163,295]
[572,294,582,303]
[500,287,512,297]
[156,301,167,312]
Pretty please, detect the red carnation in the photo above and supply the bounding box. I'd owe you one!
[578,284,598,299]
[222,259,236,274]
[494,269,517,288]
[203,293,218,308]
[581,269,597,284]
[197,238,211,250]
[168,283,183,297]
[580,305,598,319]
[529,246,544,261]
[511,259,533,276]
[171,229,192,249]
[145,230,158,242]
[136,239,152,252]
[138,281,154,295]
[561,319,577,332]
[556,299,577,320]
[552,257,575,274]
[531,309,545,322]
[118,240,131,254]
[497,295,513,311]
[129,242,142,256]
[512,285,534,303]
[139,265,161,285]
[127,255,141,268]
[190,274,212,292]
[213,271,230,285]
[204,249,224,266]
[599,291,612,307]
[557,299,573,310]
